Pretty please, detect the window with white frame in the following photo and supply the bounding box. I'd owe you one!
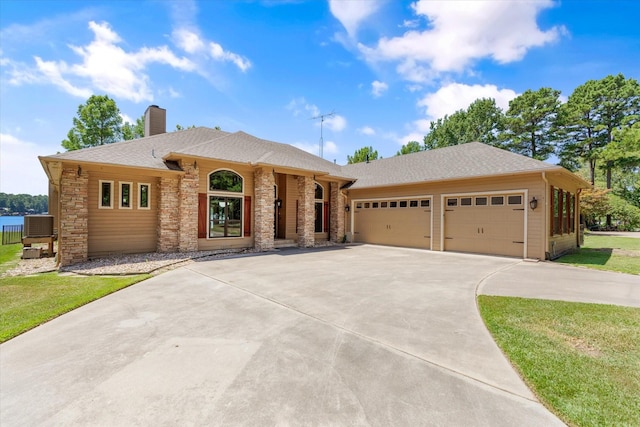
[208,170,243,238]
[138,183,150,209]
[120,182,132,209]
[314,183,324,233]
[99,180,114,209]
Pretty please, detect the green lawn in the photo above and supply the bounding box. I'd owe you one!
[0,242,148,342]
[479,296,640,427]
[555,234,640,275]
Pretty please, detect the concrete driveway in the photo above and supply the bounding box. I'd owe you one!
[7,244,632,426]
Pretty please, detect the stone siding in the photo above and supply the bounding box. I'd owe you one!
[157,176,179,252]
[330,182,345,242]
[254,168,275,251]
[59,167,89,266]
[297,175,315,247]
[178,162,199,252]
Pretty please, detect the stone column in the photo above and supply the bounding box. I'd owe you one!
[330,182,345,242]
[297,175,315,247]
[254,167,275,251]
[58,167,88,266]
[157,176,179,252]
[178,161,199,252]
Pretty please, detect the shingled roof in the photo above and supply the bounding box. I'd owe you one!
[170,131,349,178]
[41,127,230,170]
[41,128,573,188]
[342,142,561,189]
[41,127,350,178]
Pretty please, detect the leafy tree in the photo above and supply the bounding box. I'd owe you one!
[558,75,639,185]
[62,95,123,151]
[423,98,505,150]
[122,116,145,140]
[347,146,378,164]
[0,193,48,213]
[500,87,561,160]
[175,124,196,131]
[396,141,423,156]
[557,79,605,179]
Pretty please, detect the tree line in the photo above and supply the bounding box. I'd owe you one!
[351,74,639,229]
[0,193,48,215]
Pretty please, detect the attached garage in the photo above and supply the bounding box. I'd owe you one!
[442,192,526,258]
[352,197,432,249]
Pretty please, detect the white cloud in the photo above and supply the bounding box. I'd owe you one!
[0,133,50,195]
[286,98,345,131]
[358,126,376,136]
[359,0,565,82]
[6,21,198,102]
[328,0,383,38]
[209,42,252,72]
[286,97,320,117]
[371,80,388,97]
[120,113,134,124]
[4,20,251,102]
[293,140,339,157]
[324,114,347,132]
[417,83,518,121]
[173,28,205,53]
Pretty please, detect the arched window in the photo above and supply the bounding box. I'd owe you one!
[314,183,324,233]
[209,170,243,193]
[208,170,244,238]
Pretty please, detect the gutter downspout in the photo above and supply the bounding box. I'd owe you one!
[542,172,549,260]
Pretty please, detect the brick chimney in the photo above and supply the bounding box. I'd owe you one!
[144,105,166,137]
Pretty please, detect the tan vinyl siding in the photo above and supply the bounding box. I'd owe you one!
[87,170,159,257]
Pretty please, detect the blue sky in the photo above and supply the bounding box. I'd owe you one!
[1,0,638,195]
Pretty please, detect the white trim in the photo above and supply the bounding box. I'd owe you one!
[98,180,114,209]
[119,181,133,209]
[138,183,151,210]
[350,195,433,250]
[440,189,528,259]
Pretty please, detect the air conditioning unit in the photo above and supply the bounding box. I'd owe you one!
[24,215,54,237]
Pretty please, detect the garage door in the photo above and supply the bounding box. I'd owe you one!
[354,198,431,249]
[444,194,525,257]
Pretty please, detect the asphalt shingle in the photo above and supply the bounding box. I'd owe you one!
[342,142,560,189]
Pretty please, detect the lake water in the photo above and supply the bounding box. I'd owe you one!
[0,216,24,227]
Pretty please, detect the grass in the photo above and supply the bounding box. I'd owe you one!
[555,234,640,275]
[0,241,22,274]
[479,296,640,427]
[0,241,149,342]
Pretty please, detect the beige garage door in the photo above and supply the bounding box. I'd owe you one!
[354,198,431,249]
[444,194,525,257]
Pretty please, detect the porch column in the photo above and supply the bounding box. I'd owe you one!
[157,176,179,252]
[178,161,199,252]
[254,167,275,251]
[329,182,345,242]
[297,175,315,247]
[58,167,88,266]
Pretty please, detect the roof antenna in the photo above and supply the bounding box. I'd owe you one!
[310,110,335,159]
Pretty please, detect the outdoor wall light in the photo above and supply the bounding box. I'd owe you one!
[77,166,82,176]
[276,199,282,208]
[345,205,350,212]
[529,196,538,210]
